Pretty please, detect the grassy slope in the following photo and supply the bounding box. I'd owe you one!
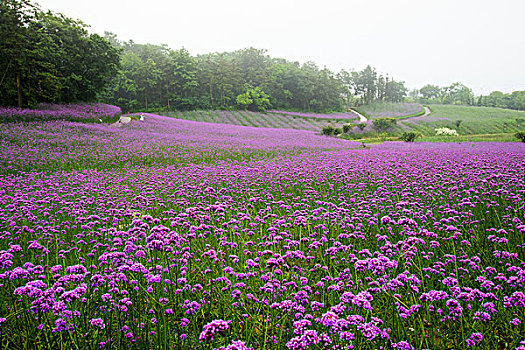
[404,104,525,135]
[155,105,525,142]
[156,110,354,131]
[357,102,423,119]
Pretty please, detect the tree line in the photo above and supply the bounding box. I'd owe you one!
[0,0,120,107]
[99,36,410,113]
[0,0,409,112]
[410,84,525,111]
[2,0,523,113]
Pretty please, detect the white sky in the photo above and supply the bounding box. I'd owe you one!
[36,0,525,95]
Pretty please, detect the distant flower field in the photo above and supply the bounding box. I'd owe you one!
[357,103,423,119]
[402,105,525,136]
[0,103,121,123]
[160,110,357,131]
[0,112,524,349]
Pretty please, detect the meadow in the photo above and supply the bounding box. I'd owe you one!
[403,105,525,136]
[356,103,423,120]
[0,107,524,350]
[158,110,357,132]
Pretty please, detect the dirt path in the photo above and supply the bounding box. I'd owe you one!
[111,115,132,127]
[350,109,367,122]
[401,106,432,123]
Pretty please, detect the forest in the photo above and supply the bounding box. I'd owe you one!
[1,0,524,113]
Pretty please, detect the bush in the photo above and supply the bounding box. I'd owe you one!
[356,123,367,131]
[515,132,525,142]
[372,118,397,132]
[455,120,462,128]
[435,127,459,136]
[333,128,342,135]
[400,132,420,142]
[322,125,335,135]
[342,124,352,133]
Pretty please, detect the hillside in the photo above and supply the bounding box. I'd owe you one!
[403,104,525,135]
[357,102,423,119]
[159,110,359,131]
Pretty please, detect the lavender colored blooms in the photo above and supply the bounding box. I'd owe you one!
[199,319,231,342]
[0,103,121,123]
[0,108,524,349]
[466,332,483,346]
[215,340,252,350]
[90,318,106,329]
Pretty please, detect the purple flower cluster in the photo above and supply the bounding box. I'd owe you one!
[0,103,121,123]
[199,319,231,342]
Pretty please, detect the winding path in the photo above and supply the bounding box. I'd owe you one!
[350,109,367,122]
[399,106,432,124]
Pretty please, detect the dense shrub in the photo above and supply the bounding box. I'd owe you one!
[333,127,342,135]
[356,123,367,131]
[372,118,397,132]
[400,132,420,142]
[342,124,351,133]
[322,125,335,135]
[515,131,525,142]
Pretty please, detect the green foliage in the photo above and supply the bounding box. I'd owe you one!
[340,65,407,105]
[235,92,253,110]
[0,1,119,107]
[400,131,420,142]
[372,117,397,132]
[455,120,462,128]
[322,125,335,135]
[342,124,351,133]
[515,132,525,142]
[100,43,345,113]
[236,86,271,112]
[333,127,342,135]
[356,123,367,131]
[477,90,525,111]
[414,83,473,105]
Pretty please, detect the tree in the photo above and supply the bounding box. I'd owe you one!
[0,1,119,107]
[486,91,506,108]
[418,84,441,103]
[168,48,198,110]
[337,69,355,107]
[236,86,271,112]
[443,83,473,105]
[385,79,407,102]
[0,0,38,106]
[236,92,252,110]
[509,91,525,110]
[351,65,377,105]
[372,117,397,132]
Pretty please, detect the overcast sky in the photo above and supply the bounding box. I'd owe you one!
[36,0,524,95]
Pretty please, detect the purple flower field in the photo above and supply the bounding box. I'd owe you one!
[0,103,121,123]
[269,110,358,121]
[166,110,352,131]
[0,110,524,349]
[358,103,423,120]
